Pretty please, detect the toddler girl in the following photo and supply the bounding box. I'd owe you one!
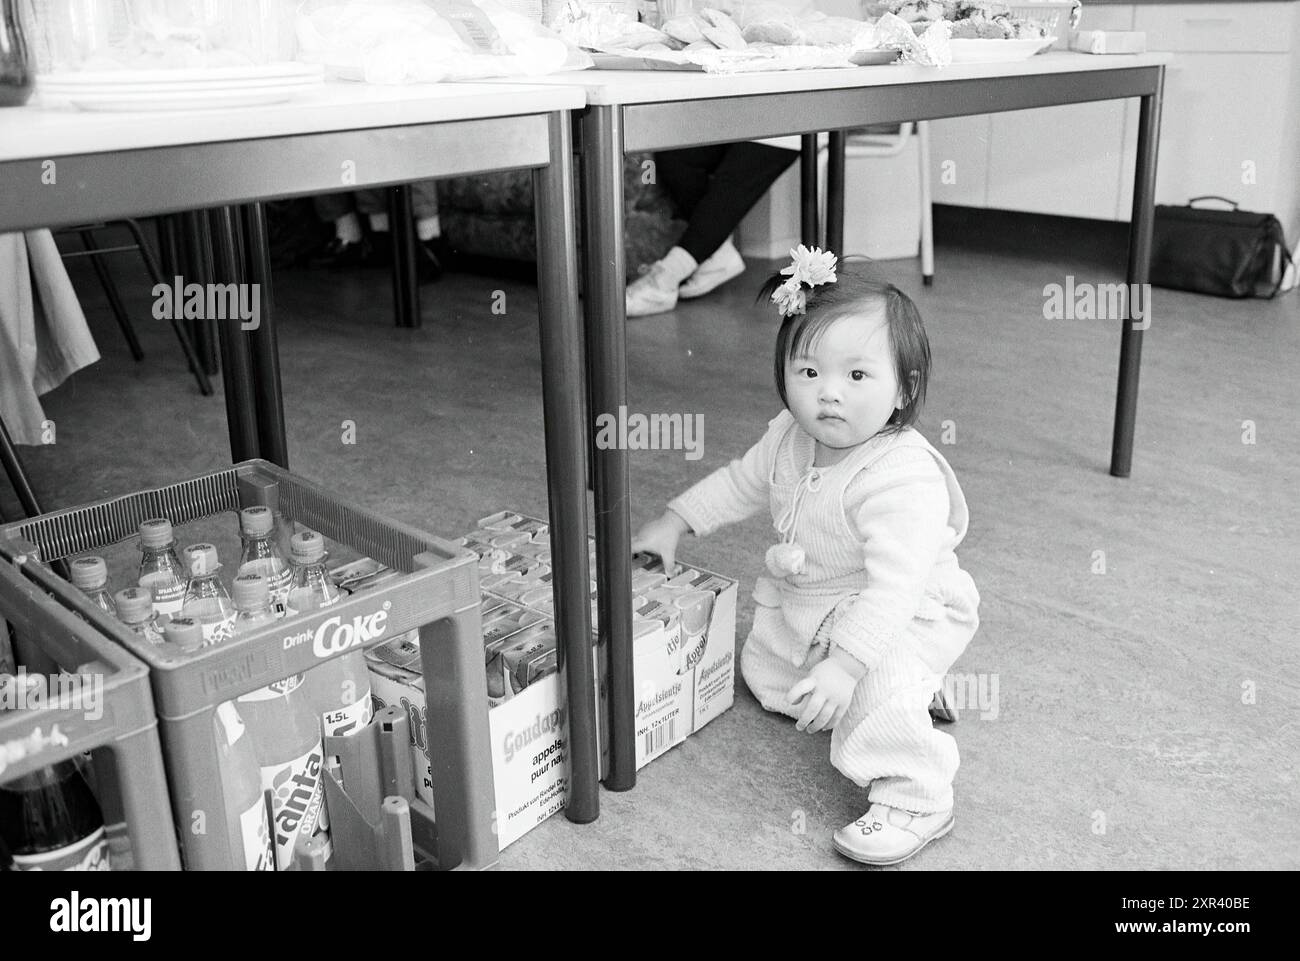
[632,247,980,866]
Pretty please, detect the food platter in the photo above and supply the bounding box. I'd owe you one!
[947,36,1057,62]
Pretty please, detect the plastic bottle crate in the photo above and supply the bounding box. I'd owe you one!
[0,460,495,872]
[0,559,182,870]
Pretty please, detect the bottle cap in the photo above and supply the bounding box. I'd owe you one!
[163,616,204,650]
[115,587,153,623]
[70,556,109,590]
[240,506,274,537]
[185,544,220,576]
[139,518,175,549]
[232,572,270,610]
[290,530,326,564]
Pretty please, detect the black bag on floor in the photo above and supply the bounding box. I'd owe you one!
[1150,196,1292,299]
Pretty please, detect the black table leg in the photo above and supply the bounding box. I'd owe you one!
[389,185,420,328]
[826,130,846,256]
[800,134,819,247]
[242,203,289,469]
[583,103,635,795]
[182,210,220,378]
[1112,71,1164,478]
[535,110,599,824]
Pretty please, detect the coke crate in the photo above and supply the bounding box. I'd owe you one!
[0,559,181,870]
[0,460,493,872]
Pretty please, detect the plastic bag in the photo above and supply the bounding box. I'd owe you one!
[295,0,591,83]
[866,10,951,65]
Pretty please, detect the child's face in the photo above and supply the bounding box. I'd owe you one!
[785,308,906,463]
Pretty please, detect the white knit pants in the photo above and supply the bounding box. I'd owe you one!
[741,584,978,813]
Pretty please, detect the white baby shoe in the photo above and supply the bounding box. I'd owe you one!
[678,238,745,299]
[832,802,954,866]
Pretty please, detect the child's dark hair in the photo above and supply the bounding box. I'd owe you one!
[759,265,931,434]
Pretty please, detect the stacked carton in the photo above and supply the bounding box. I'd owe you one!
[363,511,737,850]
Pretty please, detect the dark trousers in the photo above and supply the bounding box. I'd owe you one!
[655,142,799,263]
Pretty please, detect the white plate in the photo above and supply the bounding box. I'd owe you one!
[949,37,1056,63]
[40,75,321,95]
[43,84,316,112]
[39,63,323,87]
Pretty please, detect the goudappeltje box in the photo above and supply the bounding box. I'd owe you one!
[470,512,738,782]
[365,511,737,851]
[364,596,567,851]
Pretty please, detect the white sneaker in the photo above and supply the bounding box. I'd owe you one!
[832,802,954,866]
[625,247,697,318]
[678,239,745,300]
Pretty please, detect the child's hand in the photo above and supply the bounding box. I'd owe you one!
[631,510,692,576]
[788,659,857,733]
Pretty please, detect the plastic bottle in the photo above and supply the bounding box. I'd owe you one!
[0,0,34,109]
[69,556,117,618]
[181,544,236,647]
[137,518,187,619]
[237,507,292,616]
[114,587,166,645]
[162,616,204,653]
[0,759,111,871]
[234,675,329,871]
[212,701,275,871]
[288,531,373,739]
[285,531,340,617]
[231,572,278,636]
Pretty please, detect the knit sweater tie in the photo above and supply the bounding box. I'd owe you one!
[766,466,823,577]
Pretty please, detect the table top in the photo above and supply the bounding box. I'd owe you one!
[481,51,1173,105]
[0,81,585,162]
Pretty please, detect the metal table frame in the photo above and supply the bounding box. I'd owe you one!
[579,61,1166,791]
[0,98,603,827]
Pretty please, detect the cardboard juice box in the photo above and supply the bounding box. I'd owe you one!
[467,512,737,773]
[366,511,737,851]
[365,601,569,851]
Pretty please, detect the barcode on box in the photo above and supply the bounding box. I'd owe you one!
[643,717,676,759]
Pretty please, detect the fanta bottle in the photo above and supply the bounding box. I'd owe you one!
[237,507,291,616]
[234,675,328,871]
[137,518,187,619]
[114,587,165,645]
[181,544,236,647]
[213,701,275,871]
[70,556,117,618]
[288,531,373,739]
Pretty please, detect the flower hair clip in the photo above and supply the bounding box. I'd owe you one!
[770,244,838,317]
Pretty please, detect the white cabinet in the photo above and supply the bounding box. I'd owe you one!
[935,2,1300,241]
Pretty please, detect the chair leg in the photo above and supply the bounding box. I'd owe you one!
[122,218,214,396]
[917,120,935,287]
[80,229,145,361]
[0,416,43,519]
